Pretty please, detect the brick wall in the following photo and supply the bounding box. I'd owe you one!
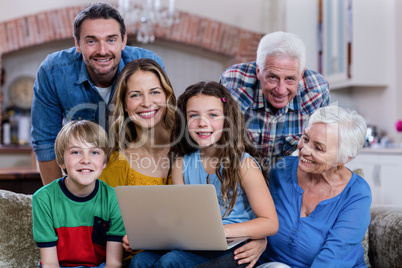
[0,5,263,142]
[153,10,264,64]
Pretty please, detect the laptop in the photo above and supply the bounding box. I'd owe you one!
[115,184,249,251]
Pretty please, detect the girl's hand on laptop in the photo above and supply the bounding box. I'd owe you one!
[233,237,267,268]
[122,234,136,254]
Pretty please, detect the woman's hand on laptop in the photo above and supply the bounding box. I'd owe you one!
[233,237,267,267]
[122,234,136,254]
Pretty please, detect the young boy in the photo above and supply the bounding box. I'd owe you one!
[32,120,125,268]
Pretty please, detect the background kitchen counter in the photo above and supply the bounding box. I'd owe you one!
[360,147,402,154]
[0,146,41,194]
[0,145,34,168]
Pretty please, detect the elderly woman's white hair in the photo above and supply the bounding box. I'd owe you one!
[256,31,306,75]
[308,106,367,164]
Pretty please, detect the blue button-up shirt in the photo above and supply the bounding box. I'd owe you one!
[31,46,164,161]
[219,61,330,169]
[260,156,371,267]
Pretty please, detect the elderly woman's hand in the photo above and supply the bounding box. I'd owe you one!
[233,238,267,268]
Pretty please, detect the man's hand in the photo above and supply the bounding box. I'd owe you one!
[38,159,62,185]
[122,234,136,254]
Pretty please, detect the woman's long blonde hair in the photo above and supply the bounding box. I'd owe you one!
[108,58,176,152]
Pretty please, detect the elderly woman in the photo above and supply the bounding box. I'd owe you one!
[257,106,371,268]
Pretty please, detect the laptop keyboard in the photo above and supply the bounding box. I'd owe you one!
[226,239,234,245]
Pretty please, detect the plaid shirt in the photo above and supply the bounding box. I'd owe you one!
[219,61,330,169]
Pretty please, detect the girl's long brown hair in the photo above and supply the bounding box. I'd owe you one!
[169,81,267,217]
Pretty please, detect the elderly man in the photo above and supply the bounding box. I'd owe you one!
[220,31,330,169]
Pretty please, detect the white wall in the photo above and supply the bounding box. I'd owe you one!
[0,0,274,102]
[345,0,397,143]
[171,0,268,33]
[0,152,32,168]
[396,0,402,143]
[2,0,259,104]
[2,41,73,109]
[141,41,229,96]
[0,0,115,23]
[284,0,319,70]
[0,0,271,33]
[1,0,400,144]
[355,0,397,142]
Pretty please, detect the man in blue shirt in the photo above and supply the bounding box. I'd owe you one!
[31,3,165,185]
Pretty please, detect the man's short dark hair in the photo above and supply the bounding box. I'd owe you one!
[73,2,126,42]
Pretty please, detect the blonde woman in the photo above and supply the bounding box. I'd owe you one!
[100,58,176,186]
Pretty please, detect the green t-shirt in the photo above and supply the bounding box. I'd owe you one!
[32,177,125,266]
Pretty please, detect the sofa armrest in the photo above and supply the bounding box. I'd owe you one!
[0,189,40,267]
[369,205,402,268]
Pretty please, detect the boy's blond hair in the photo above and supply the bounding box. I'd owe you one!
[55,120,110,174]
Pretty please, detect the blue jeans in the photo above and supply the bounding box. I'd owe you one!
[39,262,106,268]
[129,244,247,268]
[256,263,292,268]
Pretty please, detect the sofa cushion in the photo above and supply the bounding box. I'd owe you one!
[0,189,40,267]
[369,205,402,268]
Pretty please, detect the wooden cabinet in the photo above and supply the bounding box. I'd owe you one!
[346,153,380,204]
[0,167,42,194]
[346,150,402,206]
[378,154,402,205]
[319,0,391,89]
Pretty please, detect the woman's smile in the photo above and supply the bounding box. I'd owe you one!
[137,109,159,119]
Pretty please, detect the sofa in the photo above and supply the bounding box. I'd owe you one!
[0,189,401,268]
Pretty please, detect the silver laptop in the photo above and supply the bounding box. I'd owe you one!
[115,184,249,251]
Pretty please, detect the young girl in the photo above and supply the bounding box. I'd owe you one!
[129,81,278,268]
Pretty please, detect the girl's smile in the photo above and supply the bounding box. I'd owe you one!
[196,131,213,139]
